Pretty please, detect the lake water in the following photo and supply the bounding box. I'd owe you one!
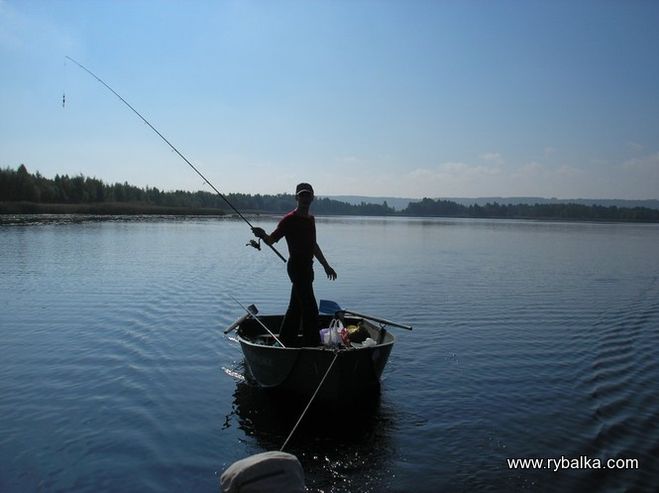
[1,215,658,492]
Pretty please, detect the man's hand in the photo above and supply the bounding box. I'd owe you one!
[324,265,337,281]
[252,227,266,239]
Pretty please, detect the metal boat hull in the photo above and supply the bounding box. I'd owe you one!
[236,314,394,400]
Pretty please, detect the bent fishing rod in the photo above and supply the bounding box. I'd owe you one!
[65,56,286,263]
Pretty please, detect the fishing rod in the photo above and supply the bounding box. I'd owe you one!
[65,56,286,263]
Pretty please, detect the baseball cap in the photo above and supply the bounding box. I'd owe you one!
[295,183,314,196]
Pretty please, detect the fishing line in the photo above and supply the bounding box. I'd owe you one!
[65,55,286,263]
[280,351,339,452]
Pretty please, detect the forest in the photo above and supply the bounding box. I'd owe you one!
[404,197,659,221]
[1,165,658,221]
[0,165,394,215]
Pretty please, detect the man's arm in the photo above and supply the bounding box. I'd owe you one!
[314,243,337,280]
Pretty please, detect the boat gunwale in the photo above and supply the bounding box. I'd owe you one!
[235,315,395,352]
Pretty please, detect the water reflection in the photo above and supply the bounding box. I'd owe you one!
[6,217,658,492]
[226,366,397,492]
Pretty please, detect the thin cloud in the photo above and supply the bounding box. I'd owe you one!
[479,152,504,164]
[410,161,501,181]
[614,152,659,198]
[322,156,657,199]
[336,155,366,165]
[626,141,645,153]
[513,162,544,177]
[403,161,503,197]
[556,165,585,177]
[622,152,659,171]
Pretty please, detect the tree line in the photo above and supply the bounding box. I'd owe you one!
[404,197,659,221]
[0,165,394,215]
[1,164,658,221]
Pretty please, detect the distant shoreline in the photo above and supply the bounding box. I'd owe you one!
[0,201,228,216]
[2,201,659,223]
[3,166,657,221]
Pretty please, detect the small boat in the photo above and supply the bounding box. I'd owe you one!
[227,301,411,401]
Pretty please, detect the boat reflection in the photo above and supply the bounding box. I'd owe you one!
[227,370,397,492]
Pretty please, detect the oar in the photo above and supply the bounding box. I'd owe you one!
[319,299,413,331]
[224,312,253,334]
[229,296,286,347]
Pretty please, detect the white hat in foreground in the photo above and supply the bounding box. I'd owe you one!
[220,451,305,493]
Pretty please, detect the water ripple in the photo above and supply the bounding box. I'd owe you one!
[2,217,659,492]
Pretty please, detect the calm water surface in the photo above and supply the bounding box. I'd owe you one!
[1,215,658,492]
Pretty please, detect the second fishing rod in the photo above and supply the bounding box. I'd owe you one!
[66,56,286,263]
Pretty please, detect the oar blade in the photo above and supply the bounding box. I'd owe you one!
[319,299,412,330]
[247,304,259,316]
[319,299,342,315]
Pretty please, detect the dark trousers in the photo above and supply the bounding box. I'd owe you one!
[279,258,320,347]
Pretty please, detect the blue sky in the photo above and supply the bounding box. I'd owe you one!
[1,0,658,199]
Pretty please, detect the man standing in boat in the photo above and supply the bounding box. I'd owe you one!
[252,183,337,347]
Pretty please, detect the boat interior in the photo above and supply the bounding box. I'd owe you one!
[238,314,394,348]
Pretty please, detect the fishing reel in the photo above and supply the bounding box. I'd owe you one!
[246,238,261,251]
